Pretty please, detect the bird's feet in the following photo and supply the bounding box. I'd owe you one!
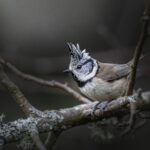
[92,101,109,118]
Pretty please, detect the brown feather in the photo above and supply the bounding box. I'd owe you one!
[96,61,131,81]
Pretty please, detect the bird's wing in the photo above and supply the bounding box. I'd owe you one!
[96,62,131,81]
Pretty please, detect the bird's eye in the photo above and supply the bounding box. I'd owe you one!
[77,65,82,69]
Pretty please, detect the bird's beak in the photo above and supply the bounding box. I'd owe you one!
[63,69,71,73]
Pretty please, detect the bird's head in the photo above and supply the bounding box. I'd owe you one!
[65,43,98,83]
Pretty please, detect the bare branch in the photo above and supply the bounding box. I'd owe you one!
[44,131,61,150]
[0,65,47,150]
[126,5,150,95]
[0,57,91,104]
[125,5,150,134]
[30,125,46,150]
[0,91,150,145]
[0,64,40,117]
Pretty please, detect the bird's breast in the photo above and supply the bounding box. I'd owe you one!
[79,77,127,101]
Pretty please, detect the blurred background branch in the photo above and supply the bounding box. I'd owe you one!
[126,3,150,95]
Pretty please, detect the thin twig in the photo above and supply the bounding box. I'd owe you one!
[126,5,150,96]
[125,5,150,134]
[30,125,46,150]
[0,64,46,150]
[0,57,91,104]
[45,131,61,150]
[0,64,37,116]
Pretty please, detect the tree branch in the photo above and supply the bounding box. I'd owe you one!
[0,57,91,104]
[44,131,61,150]
[30,125,46,150]
[0,64,46,149]
[0,57,92,150]
[126,5,150,95]
[0,91,150,145]
[0,64,40,117]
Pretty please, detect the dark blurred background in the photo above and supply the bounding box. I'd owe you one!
[0,0,150,149]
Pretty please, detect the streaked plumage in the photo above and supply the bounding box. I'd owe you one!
[66,43,131,101]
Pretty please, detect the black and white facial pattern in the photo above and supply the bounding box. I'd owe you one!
[75,59,93,76]
[72,58,98,83]
[67,43,98,84]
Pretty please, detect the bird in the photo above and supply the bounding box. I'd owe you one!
[65,43,132,102]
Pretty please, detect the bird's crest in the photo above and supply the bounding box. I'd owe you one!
[67,43,91,62]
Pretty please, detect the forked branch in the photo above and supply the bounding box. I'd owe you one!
[126,5,150,95]
[0,57,91,104]
[0,91,150,145]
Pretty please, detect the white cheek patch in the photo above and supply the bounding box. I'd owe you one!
[78,59,98,82]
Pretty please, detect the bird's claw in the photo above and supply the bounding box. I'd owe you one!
[92,101,109,118]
